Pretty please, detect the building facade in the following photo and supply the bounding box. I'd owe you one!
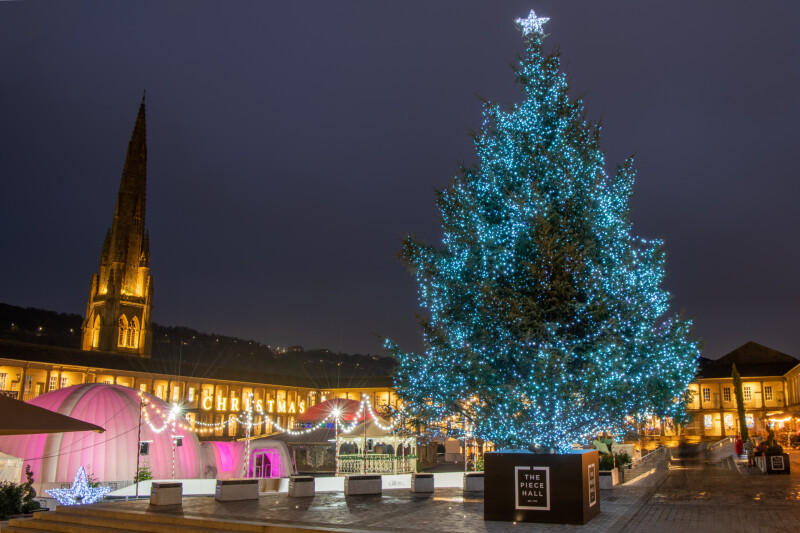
[0,339,396,441]
[673,342,800,443]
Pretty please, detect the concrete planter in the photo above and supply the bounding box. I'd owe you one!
[484,450,600,525]
[598,469,619,488]
[289,476,315,497]
[463,472,484,492]
[149,482,182,506]
[215,479,258,501]
[411,473,434,493]
[344,475,382,496]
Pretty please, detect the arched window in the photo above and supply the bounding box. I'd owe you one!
[118,315,128,347]
[91,315,101,348]
[128,316,140,349]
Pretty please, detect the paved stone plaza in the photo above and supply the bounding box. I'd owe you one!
[67,450,798,533]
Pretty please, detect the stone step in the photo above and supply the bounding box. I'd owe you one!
[53,506,267,531]
[14,505,344,533]
[29,510,228,533]
[1,527,50,533]
[7,516,142,533]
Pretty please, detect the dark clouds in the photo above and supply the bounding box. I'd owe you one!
[1,1,798,358]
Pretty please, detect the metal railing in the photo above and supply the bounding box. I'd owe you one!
[620,446,667,483]
[707,436,735,452]
[338,454,416,475]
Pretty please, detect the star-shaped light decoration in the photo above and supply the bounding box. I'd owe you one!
[46,466,112,505]
[515,10,550,36]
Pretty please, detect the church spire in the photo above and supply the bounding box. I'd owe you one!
[115,96,147,231]
[82,97,153,358]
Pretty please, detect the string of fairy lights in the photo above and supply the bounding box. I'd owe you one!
[138,392,397,439]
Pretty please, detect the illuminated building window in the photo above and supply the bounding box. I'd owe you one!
[723,387,731,403]
[724,413,734,429]
[139,383,147,392]
[0,373,6,390]
[743,386,752,402]
[24,375,32,393]
[702,387,710,403]
[172,386,180,402]
[128,317,140,348]
[764,386,773,401]
[118,316,128,347]
[60,377,68,389]
[188,387,195,402]
[91,315,101,348]
[117,315,140,349]
[49,376,57,391]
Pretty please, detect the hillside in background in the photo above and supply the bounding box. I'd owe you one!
[0,303,395,387]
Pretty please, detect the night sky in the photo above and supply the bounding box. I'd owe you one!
[2,1,798,360]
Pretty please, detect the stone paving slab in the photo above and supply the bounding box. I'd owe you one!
[619,456,800,533]
[86,451,800,533]
[94,469,666,533]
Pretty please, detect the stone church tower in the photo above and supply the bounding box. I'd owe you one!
[81,97,153,357]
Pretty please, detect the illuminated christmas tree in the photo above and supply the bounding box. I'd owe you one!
[386,11,699,452]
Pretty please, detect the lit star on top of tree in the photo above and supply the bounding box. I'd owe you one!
[46,466,111,505]
[515,10,549,36]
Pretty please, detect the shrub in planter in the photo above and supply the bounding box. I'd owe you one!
[0,465,40,520]
[20,465,40,514]
[599,452,631,471]
[765,445,784,456]
[0,482,25,520]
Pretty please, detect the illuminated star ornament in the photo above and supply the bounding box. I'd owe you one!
[516,9,549,36]
[46,467,111,505]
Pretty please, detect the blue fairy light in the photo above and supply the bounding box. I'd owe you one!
[46,466,112,505]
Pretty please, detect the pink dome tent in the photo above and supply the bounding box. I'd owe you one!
[0,384,203,483]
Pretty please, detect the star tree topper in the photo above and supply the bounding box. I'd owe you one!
[516,10,549,36]
[46,466,112,505]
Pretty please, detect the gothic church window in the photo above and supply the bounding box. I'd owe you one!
[128,316,140,348]
[92,315,101,348]
[118,316,128,347]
